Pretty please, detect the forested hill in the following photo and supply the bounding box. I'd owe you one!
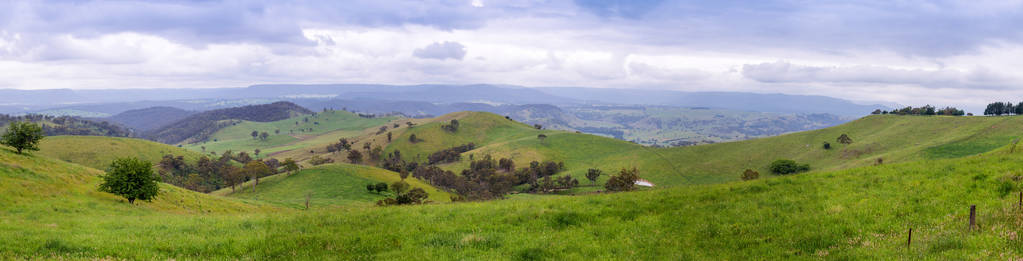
[144,102,312,144]
[0,114,132,137]
[107,106,195,131]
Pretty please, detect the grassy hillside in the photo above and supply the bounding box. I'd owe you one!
[183,110,394,159]
[7,143,1023,259]
[218,164,453,207]
[37,136,207,170]
[386,112,1023,187]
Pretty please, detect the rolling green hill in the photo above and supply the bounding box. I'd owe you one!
[37,136,207,170]
[183,110,395,159]
[386,112,1023,188]
[217,164,453,207]
[6,139,1023,259]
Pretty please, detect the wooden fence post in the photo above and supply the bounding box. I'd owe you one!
[969,205,976,230]
[907,228,912,248]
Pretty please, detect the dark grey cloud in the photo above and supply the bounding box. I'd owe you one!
[413,41,467,60]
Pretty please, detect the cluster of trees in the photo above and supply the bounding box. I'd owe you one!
[1,114,131,137]
[604,168,640,192]
[145,101,311,144]
[406,153,568,200]
[427,143,476,164]
[984,102,1023,116]
[872,105,966,116]
[155,151,297,193]
[326,138,352,153]
[769,159,810,175]
[1,121,44,154]
[250,130,270,141]
[374,180,430,206]
[441,119,460,132]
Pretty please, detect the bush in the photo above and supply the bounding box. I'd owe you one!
[769,159,809,175]
[605,168,639,192]
[741,169,759,181]
[310,155,334,166]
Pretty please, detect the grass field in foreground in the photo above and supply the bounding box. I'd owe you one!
[219,164,453,207]
[7,142,1023,259]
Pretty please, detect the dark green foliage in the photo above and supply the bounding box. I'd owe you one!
[769,159,810,175]
[586,168,602,185]
[441,119,460,132]
[409,134,421,143]
[427,143,475,164]
[891,105,965,116]
[98,157,160,204]
[823,142,831,150]
[373,182,388,193]
[391,180,410,195]
[605,167,639,192]
[1,121,44,154]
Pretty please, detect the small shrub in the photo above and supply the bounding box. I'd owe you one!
[769,159,809,175]
[741,169,759,181]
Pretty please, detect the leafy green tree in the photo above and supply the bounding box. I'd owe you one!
[251,130,259,139]
[282,158,299,175]
[1,121,44,154]
[367,184,376,193]
[242,161,271,188]
[537,134,547,144]
[396,188,429,204]
[823,142,831,150]
[605,167,639,192]
[98,158,160,204]
[391,180,410,195]
[260,132,269,141]
[586,168,602,185]
[374,182,388,193]
[769,159,809,175]
[387,132,392,142]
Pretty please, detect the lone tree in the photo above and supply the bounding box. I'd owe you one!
[254,149,261,157]
[586,168,603,185]
[823,142,831,150]
[374,182,388,193]
[282,158,299,175]
[391,180,410,195]
[1,121,44,154]
[741,169,760,181]
[260,132,270,141]
[409,134,420,143]
[243,160,272,188]
[537,134,547,144]
[251,130,259,139]
[769,159,810,175]
[348,150,364,164]
[387,132,392,142]
[605,167,639,192]
[98,157,160,204]
[837,134,853,145]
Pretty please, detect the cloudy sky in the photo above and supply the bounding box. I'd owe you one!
[1,0,1023,110]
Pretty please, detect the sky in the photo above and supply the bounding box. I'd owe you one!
[1,0,1023,110]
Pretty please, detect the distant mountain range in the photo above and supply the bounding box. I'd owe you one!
[0,84,888,117]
